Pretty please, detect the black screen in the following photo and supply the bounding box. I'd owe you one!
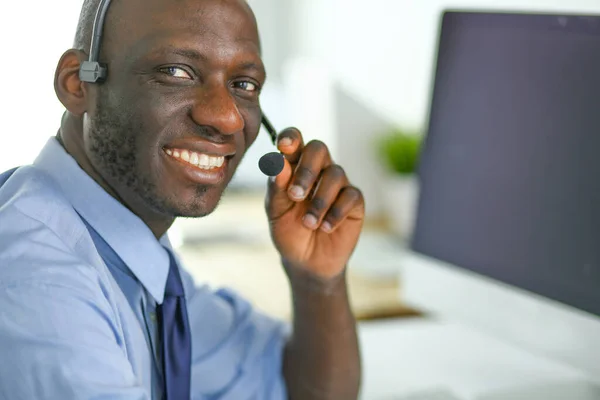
[411,11,600,317]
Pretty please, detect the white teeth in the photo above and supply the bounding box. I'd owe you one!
[190,152,199,166]
[199,154,210,168]
[181,150,190,162]
[166,148,225,170]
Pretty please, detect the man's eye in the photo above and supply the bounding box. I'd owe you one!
[235,81,259,93]
[160,66,192,79]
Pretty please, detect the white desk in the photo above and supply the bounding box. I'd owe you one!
[350,230,600,399]
[357,318,597,400]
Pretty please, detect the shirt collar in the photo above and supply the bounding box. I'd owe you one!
[33,137,170,304]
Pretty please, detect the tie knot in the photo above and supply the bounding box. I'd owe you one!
[164,249,185,298]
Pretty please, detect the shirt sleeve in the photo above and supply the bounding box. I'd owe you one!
[0,215,150,400]
[181,268,290,400]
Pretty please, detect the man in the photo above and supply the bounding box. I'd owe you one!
[0,0,364,399]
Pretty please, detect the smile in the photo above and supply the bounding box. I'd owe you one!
[165,148,225,171]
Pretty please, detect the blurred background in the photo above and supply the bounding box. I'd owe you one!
[1,0,600,322]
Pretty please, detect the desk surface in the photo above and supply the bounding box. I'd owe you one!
[357,318,594,400]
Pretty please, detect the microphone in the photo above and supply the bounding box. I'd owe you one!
[259,115,285,177]
[259,152,285,177]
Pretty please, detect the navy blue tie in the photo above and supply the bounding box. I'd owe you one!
[158,249,192,400]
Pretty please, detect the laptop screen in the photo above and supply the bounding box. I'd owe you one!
[411,11,600,316]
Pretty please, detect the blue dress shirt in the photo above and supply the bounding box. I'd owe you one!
[0,137,289,400]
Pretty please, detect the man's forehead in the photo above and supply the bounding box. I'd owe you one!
[107,0,260,55]
[112,0,254,21]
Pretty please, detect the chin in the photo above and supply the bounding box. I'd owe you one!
[166,186,225,218]
[175,204,219,219]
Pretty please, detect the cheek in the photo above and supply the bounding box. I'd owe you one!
[121,80,185,128]
[136,96,176,135]
[242,107,263,149]
[125,92,184,154]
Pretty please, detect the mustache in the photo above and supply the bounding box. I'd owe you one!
[186,125,238,145]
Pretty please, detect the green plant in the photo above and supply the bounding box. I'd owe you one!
[377,128,422,175]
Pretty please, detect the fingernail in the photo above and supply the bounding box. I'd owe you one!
[321,221,333,233]
[278,137,293,147]
[289,185,305,199]
[303,214,318,228]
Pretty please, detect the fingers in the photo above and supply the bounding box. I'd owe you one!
[267,127,305,197]
[269,156,293,193]
[302,164,348,230]
[276,127,304,165]
[287,140,333,202]
[314,185,365,233]
[266,130,365,231]
[268,139,332,198]
[266,134,335,220]
[265,156,296,219]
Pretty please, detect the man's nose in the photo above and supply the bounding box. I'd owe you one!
[190,84,245,136]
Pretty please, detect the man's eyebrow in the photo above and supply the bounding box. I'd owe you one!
[169,47,208,62]
[238,61,267,77]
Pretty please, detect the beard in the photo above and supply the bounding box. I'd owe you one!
[86,88,214,219]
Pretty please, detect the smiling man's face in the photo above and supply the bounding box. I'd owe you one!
[84,0,265,218]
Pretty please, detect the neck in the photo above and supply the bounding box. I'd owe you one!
[58,112,174,239]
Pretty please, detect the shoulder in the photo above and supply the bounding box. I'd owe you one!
[0,165,104,290]
[0,164,88,246]
[0,165,87,244]
[0,168,120,344]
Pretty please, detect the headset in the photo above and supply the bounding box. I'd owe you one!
[79,0,285,176]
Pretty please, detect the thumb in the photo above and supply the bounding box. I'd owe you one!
[265,157,295,219]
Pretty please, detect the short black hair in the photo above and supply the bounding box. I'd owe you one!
[74,0,102,54]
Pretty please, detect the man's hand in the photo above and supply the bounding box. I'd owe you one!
[266,127,363,399]
[265,127,365,282]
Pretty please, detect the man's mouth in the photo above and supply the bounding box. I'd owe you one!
[165,148,225,170]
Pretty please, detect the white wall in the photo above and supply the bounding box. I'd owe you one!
[298,0,600,128]
[0,2,81,173]
[285,0,600,216]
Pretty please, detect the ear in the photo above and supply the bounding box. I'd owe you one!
[54,49,91,116]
